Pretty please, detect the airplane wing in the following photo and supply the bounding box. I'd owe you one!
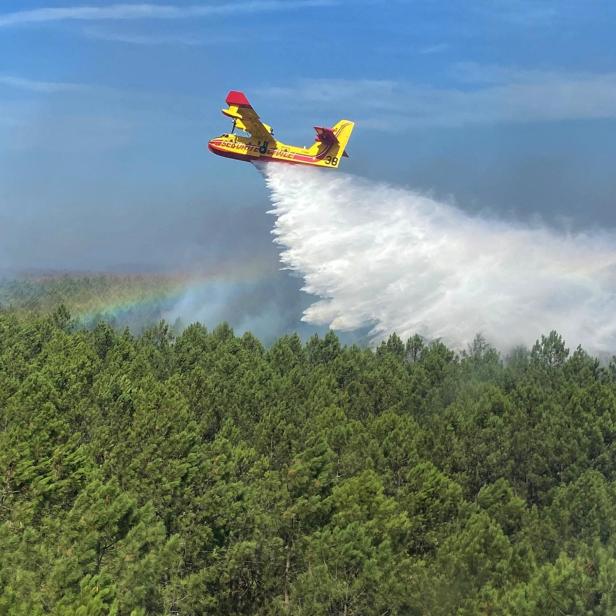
[222,91,273,139]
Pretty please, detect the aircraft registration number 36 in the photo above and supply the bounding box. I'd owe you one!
[324,156,339,166]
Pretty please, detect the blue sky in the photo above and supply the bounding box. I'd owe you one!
[1,0,616,276]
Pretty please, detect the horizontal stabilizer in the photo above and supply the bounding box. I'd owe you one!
[314,126,339,145]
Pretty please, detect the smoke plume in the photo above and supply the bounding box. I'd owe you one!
[262,163,616,353]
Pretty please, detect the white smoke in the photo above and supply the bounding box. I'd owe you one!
[262,163,616,353]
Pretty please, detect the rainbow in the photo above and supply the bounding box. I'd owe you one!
[26,260,275,328]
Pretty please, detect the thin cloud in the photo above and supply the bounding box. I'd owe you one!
[0,75,86,93]
[475,1,558,27]
[419,42,449,55]
[83,27,234,46]
[0,1,335,27]
[5,113,135,153]
[259,68,616,129]
[451,62,589,85]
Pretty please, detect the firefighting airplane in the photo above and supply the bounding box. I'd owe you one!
[208,91,354,168]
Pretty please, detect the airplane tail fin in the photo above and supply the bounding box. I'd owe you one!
[309,120,355,166]
[332,120,354,161]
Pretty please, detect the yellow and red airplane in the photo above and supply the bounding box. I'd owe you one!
[208,91,354,168]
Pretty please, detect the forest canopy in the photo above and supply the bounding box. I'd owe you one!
[1,306,616,614]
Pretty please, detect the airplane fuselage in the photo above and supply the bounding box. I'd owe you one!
[208,133,343,167]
